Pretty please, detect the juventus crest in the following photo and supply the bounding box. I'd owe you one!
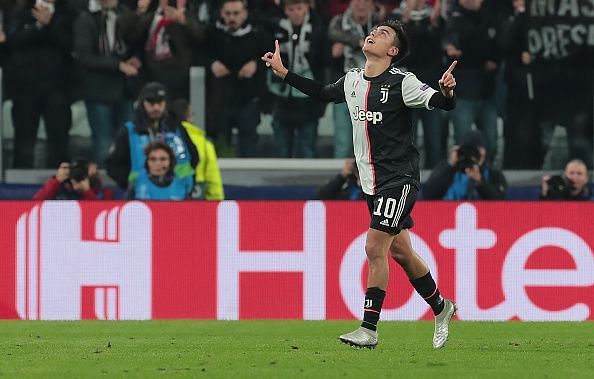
[380,85,390,104]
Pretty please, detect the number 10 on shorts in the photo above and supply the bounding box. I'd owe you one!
[373,196,398,220]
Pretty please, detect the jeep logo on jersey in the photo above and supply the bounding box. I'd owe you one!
[352,106,383,124]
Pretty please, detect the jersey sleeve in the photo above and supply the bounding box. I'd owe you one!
[284,71,346,103]
[321,75,347,103]
[401,74,438,110]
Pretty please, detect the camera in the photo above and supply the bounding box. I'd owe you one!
[456,144,481,172]
[546,175,573,199]
[69,159,89,183]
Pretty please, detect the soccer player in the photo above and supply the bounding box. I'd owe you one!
[262,19,458,349]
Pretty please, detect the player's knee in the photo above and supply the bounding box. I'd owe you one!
[365,240,386,261]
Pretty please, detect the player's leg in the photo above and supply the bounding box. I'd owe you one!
[389,229,456,348]
[339,228,393,349]
[340,186,414,348]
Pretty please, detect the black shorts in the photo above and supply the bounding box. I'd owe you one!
[366,184,417,235]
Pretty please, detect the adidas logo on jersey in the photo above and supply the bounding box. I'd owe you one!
[352,106,383,124]
[380,219,390,226]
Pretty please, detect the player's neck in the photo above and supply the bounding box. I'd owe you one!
[364,58,391,78]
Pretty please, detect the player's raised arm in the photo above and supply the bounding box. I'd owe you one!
[426,60,457,111]
[438,60,457,98]
[261,40,289,79]
[262,40,346,103]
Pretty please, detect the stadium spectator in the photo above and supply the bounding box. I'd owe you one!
[264,0,326,158]
[203,0,270,157]
[540,159,592,201]
[316,158,363,200]
[328,0,381,158]
[73,0,141,167]
[105,81,198,189]
[128,140,193,199]
[168,99,225,200]
[390,0,447,168]
[497,0,542,169]
[122,0,205,100]
[423,130,507,200]
[33,159,114,200]
[442,0,500,163]
[4,0,74,168]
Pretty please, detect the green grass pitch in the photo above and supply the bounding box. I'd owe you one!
[1,321,593,378]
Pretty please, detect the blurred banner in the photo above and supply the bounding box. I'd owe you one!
[527,0,594,63]
[0,201,592,321]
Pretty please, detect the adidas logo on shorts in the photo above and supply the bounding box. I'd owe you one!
[380,219,390,226]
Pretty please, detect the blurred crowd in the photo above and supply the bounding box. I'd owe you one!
[0,0,592,172]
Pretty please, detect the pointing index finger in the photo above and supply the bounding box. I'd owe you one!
[275,39,280,53]
[446,60,457,75]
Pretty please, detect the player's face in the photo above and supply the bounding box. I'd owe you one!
[147,149,171,177]
[143,100,166,121]
[564,162,588,190]
[362,26,398,60]
[284,3,308,26]
[221,1,248,31]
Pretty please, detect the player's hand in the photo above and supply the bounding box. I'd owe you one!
[238,60,257,79]
[261,40,288,79]
[439,60,457,98]
[211,60,230,78]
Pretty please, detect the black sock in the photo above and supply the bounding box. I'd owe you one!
[410,272,444,315]
[360,287,385,331]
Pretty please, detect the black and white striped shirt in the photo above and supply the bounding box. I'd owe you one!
[285,65,454,195]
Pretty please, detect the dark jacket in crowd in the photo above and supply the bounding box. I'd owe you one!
[422,161,507,200]
[105,111,199,189]
[121,7,205,100]
[317,174,364,200]
[4,0,74,99]
[262,11,327,119]
[390,3,444,85]
[204,19,271,106]
[442,2,500,100]
[73,4,139,103]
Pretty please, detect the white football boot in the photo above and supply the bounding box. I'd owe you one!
[433,299,457,349]
[339,327,378,349]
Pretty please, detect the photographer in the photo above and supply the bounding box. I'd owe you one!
[540,159,592,201]
[33,160,114,200]
[423,130,507,200]
[317,159,364,200]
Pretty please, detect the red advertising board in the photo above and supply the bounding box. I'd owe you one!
[0,201,592,321]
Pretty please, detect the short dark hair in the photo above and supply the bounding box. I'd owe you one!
[375,19,410,63]
[143,140,176,176]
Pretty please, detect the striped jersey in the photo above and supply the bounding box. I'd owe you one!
[326,66,438,195]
